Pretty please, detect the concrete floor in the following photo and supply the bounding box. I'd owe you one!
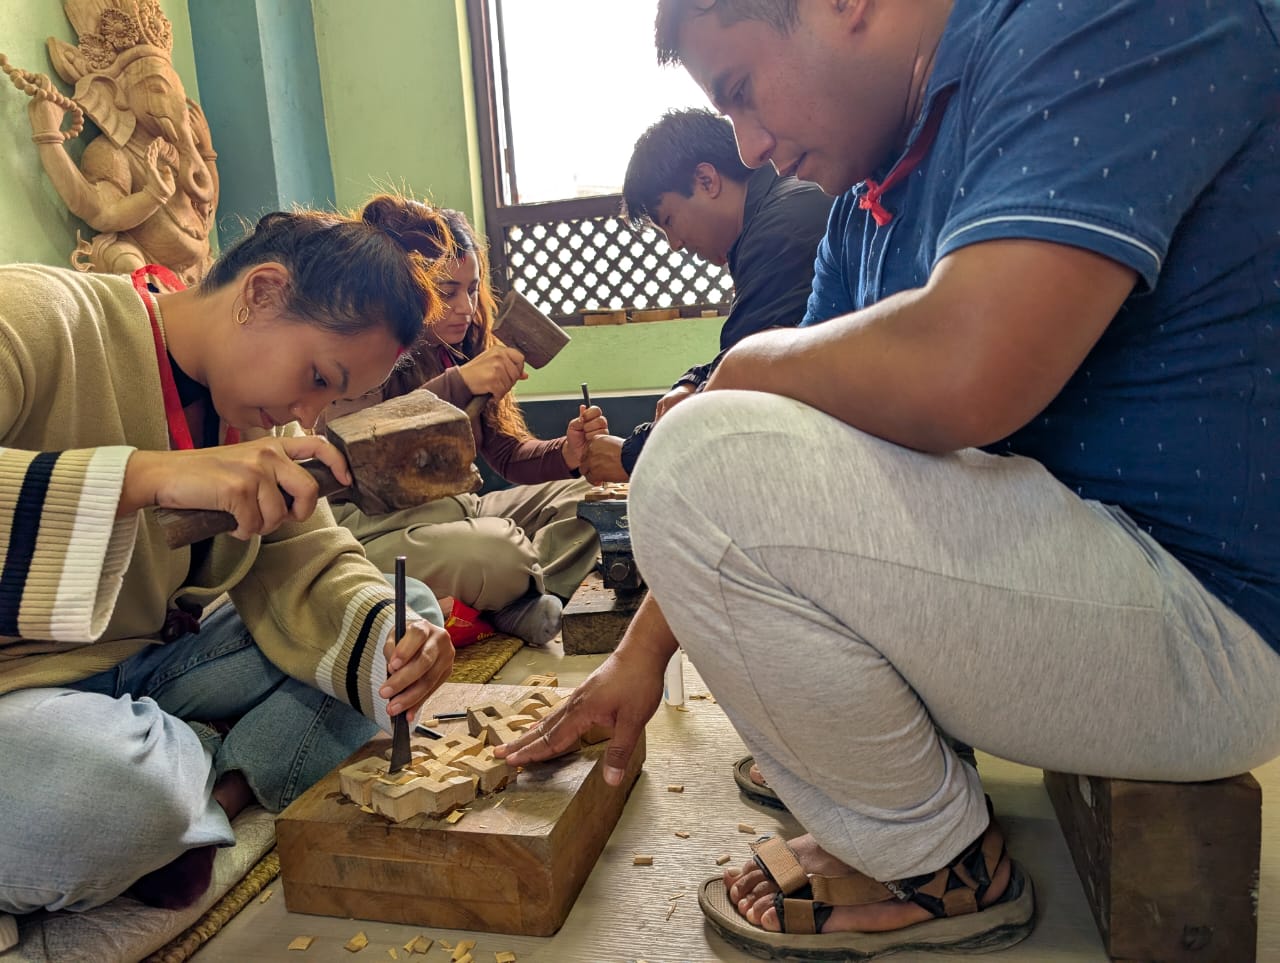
[192,643,1280,963]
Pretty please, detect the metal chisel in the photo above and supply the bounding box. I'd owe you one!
[387,556,412,774]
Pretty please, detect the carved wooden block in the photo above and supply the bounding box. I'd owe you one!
[338,757,388,808]
[451,747,514,793]
[467,702,516,739]
[370,771,477,823]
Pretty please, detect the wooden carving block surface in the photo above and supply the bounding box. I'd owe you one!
[277,683,646,937]
[1044,770,1261,963]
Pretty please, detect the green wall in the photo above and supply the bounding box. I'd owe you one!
[312,0,482,220]
[518,316,723,397]
[190,0,335,244]
[0,0,205,267]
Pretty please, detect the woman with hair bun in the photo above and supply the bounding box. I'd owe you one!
[0,193,455,923]
[330,206,606,647]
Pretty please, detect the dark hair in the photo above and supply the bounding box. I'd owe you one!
[622,108,751,227]
[377,207,532,443]
[202,193,454,348]
[655,0,798,66]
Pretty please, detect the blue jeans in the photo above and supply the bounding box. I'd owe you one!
[0,578,440,914]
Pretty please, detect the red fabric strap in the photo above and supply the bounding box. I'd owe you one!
[131,266,240,448]
[859,88,956,227]
[131,265,194,451]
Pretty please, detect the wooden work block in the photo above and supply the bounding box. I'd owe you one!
[277,683,646,936]
[630,307,680,322]
[561,573,645,655]
[582,310,626,326]
[1043,770,1261,962]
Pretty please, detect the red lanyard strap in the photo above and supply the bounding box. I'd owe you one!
[131,264,194,451]
[859,87,956,227]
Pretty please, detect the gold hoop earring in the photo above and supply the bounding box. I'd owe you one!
[235,305,250,325]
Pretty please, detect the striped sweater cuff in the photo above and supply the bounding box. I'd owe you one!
[318,582,409,731]
[0,446,138,642]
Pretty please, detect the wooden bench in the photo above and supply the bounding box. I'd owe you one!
[1043,770,1261,962]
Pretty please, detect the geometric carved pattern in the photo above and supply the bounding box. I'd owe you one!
[501,213,734,323]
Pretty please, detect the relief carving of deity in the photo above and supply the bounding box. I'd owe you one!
[2,0,219,286]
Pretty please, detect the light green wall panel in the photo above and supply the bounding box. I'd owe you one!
[312,0,482,220]
[516,317,724,398]
[0,0,206,267]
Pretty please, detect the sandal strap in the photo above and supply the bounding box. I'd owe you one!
[775,895,821,934]
[810,871,897,906]
[894,814,1007,919]
[750,836,809,896]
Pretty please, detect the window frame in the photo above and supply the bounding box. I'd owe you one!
[465,0,733,325]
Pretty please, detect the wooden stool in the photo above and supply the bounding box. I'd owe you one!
[1043,770,1261,962]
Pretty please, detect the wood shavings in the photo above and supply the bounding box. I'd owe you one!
[388,950,399,960]
[446,808,467,824]
[359,804,375,814]
[674,830,691,839]
[440,942,454,952]
[668,891,686,901]
[258,887,274,903]
[495,953,518,963]
[455,955,474,963]
[673,704,690,712]
[665,902,678,921]
[716,854,732,865]
[666,784,684,793]
[404,935,432,954]
[345,930,369,952]
[288,935,315,951]
[452,940,477,961]
[632,854,654,866]
[737,823,756,834]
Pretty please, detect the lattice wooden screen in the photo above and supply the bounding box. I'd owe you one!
[498,211,735,323]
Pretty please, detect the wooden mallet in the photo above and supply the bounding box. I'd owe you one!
[465,290,571,418]
[154,390,482,548]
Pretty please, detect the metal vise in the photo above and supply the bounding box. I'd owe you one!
[576,497,643,593]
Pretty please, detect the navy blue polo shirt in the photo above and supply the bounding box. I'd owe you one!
[803,0,1280,647]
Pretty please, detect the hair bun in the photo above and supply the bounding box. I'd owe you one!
[360,193,454,261]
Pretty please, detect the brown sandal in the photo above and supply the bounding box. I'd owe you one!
[733,754,789,811]
[698,810,1034,959]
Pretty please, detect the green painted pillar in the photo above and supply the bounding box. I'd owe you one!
[189,0,335,245]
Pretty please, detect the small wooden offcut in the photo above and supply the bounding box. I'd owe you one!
[1044,770,1262,962]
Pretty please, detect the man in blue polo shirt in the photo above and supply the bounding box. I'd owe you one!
[496,1,1279,957]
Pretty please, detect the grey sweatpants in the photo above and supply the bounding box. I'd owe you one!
[630,391,1280,882]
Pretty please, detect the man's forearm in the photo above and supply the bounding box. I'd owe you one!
[615,594,680,671]
[707,286,978,452]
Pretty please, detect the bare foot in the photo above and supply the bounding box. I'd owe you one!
[212,769,254,821]
[724,831,1011,934]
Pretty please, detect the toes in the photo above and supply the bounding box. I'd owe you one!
[737,877,776,918]
[728,866,765,902]
[757,900,781,932]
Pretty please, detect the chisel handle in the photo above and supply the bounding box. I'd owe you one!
[152,459,346,549]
